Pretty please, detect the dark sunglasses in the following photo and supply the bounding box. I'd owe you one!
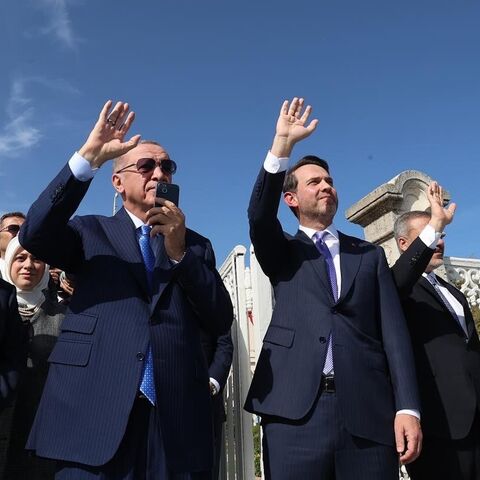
[116,158,177,175]
[0,224,21,235]
[440,232,446,239]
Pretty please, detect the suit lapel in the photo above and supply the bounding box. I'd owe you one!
[100,208,150,298]
[295,230,333,300]
[419,276,469,337]
[338,232,362,302]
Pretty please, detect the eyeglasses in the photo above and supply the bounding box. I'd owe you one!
[0,224,21,235]
[440,232,446,239]
[115,158,177,175]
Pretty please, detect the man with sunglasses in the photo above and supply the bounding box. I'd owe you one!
[0,212,25,278]
[19,100,233,480]
[392,183,480,480]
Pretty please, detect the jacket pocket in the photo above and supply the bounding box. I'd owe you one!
[61,313,98,334]
[263,326,295,348]
[48,339,92,366]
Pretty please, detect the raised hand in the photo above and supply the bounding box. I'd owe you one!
[271,97,319,157]
[427,181,456,232]
[78,100,141,168]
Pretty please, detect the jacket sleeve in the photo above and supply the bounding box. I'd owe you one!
[248,167,289,278]
[19,163,90,272]
[391,237,435,298]
[208,331,234,390]
[173,239,234,337]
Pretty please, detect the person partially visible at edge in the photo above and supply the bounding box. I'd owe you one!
[0,212,25,279]
[392,182,480,480]
[2,236,64,479]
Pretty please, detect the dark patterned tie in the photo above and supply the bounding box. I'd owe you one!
[138,225,156,405]
[314,231,338,374]
[427,274,468,338]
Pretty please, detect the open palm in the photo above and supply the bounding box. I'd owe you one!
[276,97,318,144]
[79,100,141,167]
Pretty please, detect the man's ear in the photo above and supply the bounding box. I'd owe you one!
[284,191,298,208]
[111,174,125,195]
[397,236,409,252]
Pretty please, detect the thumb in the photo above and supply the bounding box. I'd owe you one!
[394,422,405,454]
[446,202,457,218]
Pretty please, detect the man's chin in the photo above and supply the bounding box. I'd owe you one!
[429,258,444,270]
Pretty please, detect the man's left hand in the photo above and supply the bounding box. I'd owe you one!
[394,413,422,464]
[147,198,186,262]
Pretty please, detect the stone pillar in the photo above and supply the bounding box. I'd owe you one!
[345,170,450,267]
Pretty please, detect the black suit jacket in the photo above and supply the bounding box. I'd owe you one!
[200,330,233,424]
[19,163,233,472]
[392,237,480,440]
[244,167,420,447]
[0,279,25,410]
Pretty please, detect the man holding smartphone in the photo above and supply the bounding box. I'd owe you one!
[20,100,233,480]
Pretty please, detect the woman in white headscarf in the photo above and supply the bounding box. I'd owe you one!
[3,236,65,479]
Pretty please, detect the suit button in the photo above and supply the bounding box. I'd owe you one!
[319,337,326,344]
[331,308,337,314]
[136,352,145,361]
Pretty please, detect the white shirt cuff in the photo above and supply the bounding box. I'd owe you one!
[263,151,289,173]
[419,224,441,249]
[209,377,220,395]
[68,152,99,182]
[396,409,420,420]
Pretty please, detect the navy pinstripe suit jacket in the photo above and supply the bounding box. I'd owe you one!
[19,163,233,472]
[244,167,420,447]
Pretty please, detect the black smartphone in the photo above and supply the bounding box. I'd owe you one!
[155,182,180,207]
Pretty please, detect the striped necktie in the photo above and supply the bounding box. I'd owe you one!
[427,274,468,338]
[314,231,338,374]
[138,225,156,405]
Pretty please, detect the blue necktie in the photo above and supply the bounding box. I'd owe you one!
[138,225,156,405]
[314,231,338,374]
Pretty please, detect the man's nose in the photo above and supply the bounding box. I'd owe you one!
[151,164,169,183]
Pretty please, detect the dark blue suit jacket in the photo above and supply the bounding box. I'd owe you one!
[19,163,233,473]
[200,330,233,424]
[244,167,420,446]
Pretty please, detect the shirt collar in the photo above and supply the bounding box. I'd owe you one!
[423,271,437,284]
[124,208,145,230]
[299,224,339,242]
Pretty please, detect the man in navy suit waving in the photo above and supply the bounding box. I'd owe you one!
[20,100,233,480]
[244,98,422,479]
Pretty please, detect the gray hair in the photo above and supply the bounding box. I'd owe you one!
[112,140,166,172]
[393,210,430,240]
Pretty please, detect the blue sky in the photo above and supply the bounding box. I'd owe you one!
[0,0,478,265]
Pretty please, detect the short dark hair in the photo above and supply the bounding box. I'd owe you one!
[0,211,25,227]
[393,210,430,240]
[282,155,330,194]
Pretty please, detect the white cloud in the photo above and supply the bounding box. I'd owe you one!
[0,79,42,156]
[0,76,80,157]
[38,0,77,49]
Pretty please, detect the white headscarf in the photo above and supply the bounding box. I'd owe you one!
[4,236,50,311]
